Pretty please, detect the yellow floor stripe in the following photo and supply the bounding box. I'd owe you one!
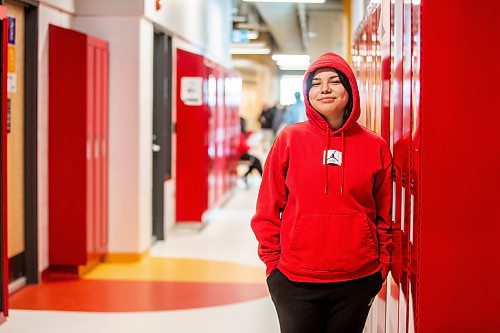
[83,257,265,284]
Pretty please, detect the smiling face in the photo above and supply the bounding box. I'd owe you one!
[308,68,349,129]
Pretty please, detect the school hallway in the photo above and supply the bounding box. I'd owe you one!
[1,176,280,333]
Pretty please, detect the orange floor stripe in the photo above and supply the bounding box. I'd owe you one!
[83,257,265,284]
[10,279,269,312]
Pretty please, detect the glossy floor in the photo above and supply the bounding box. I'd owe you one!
[1,175,280,333]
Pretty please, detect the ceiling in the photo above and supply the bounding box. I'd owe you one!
[232,0,344,56]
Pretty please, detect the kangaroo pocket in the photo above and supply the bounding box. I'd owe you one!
[287,212,379,272]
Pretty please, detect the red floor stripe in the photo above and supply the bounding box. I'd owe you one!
[10,279,269,312]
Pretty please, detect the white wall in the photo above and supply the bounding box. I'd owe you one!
[137,19,154,250]
[205,0,232,66]
[40,0,75,14]
[351,0,367,35]
[308,11,345,60]
[77,0,232,66]
[37,1,75,272]
[74,16,145,253]
[36,0,233,263]
[144,0,232,66]
[75,0,143,15]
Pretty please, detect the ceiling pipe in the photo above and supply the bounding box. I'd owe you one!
[297,3,309,51]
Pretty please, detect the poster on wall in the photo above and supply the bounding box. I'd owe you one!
[7,73,16,93]
[8,16,15,45]
[181,77,203,106]
[7,16,16,93]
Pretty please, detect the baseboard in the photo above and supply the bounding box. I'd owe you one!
[104,250,150,263]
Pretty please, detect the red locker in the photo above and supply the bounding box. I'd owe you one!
[176,49,240,224]
[48,25,109,276]
[418,1,500,331]
[355,0,500,332]
[176,49,210,223]
[215,65,225,205]
[0,8,9,321]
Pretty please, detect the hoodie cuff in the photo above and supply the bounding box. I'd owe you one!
[380,264,390,281]
[265,261,279,276]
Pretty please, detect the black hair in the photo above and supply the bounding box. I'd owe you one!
[306,67,353,123]
[240,116,247,137]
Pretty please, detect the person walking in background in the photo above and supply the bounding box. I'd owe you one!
[283,91,307,125]
[258,104,276,151]
[251,52,393,333]
[271,102,285,135]
[258,103,275,131]
[238,117,263,186]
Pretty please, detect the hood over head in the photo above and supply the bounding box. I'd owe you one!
[303,52,360,135]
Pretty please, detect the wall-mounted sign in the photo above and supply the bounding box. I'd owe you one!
[7,73,16,93]
[181,77,203,106]
[8,45,16,72]
[8,16,15,45]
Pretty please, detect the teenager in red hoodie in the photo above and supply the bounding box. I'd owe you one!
[251,52,393,333]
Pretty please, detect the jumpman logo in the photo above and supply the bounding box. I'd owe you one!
[323,149,342,166]
[329,152,339,164]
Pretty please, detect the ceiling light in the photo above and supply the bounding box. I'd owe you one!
[243,0,326,3]
[231,48,271,55]
[278,65,308,71]
[272,54,310,62]
[272,54,310,71]
[246,31,259,40]
[231,43,271,54]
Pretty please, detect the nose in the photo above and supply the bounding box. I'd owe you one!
[320,82,331,93]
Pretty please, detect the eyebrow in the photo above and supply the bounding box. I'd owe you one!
[312,75,339,81]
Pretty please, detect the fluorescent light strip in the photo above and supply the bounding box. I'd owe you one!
[278,65,309,70]
[243,0,325,3]
[246,31,259,39]
[272,54,310,61]
[272,54,310,69]
[231,48,271,55]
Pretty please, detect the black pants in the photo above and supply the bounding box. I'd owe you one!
[240,153,263,176]
[266,269,383,333]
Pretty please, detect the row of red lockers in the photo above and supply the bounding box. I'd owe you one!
[354,1,500,332]
[175,49,242,223]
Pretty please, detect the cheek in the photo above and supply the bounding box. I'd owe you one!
[341,94,349,105]
[308,88,316,101]
[336,90,349,105]
[310,99,320,111]
[308,90,318,107]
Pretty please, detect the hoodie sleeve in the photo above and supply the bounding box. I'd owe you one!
[251,135,289,276]
[373,142,393,281]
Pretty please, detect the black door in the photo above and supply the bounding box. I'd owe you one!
[152,31,172,242]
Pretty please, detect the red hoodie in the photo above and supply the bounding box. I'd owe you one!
[237,132,250,157]
[251,53,393,283]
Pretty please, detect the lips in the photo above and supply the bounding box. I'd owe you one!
[319,97,335,102]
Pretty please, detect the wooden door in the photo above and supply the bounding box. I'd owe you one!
[0,6,10,322]
[5,1,25,287]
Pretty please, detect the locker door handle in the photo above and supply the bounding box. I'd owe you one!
[95,140,99,158]
[152,143,161,152]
